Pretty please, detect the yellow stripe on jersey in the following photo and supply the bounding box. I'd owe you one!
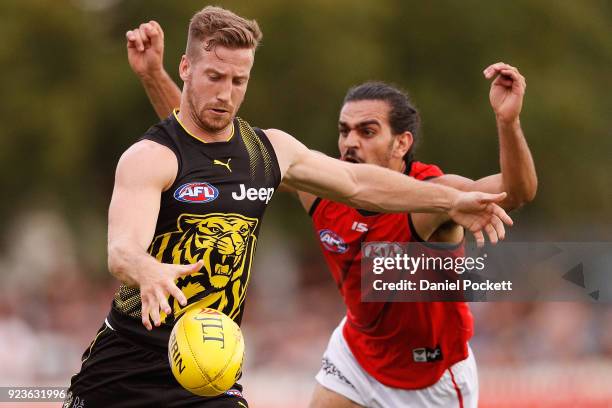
[173,109,234,143]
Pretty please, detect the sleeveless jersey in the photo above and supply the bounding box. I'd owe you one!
[109,111,281,347]
[310,161,473,389]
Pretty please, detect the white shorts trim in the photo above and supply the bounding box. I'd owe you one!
[315,319,479,407]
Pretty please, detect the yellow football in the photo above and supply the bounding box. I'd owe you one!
[168,306,245,397]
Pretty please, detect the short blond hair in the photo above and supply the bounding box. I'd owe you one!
[186,6,262,57]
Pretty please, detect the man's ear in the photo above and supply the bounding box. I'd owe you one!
[179,55,190,82]
[393,131,413,159]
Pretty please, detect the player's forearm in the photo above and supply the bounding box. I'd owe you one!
[345,164,459,213]
[108,240,159,287]
[497,118,538,207]
[139,69,181,119]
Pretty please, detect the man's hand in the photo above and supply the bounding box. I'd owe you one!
[484,62,526,124]
[126,20,165,78]
[138,260,203,331]
[448,191,513,247]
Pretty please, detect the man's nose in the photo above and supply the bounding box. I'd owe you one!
[216,80,232,103]
[344,130,360,148]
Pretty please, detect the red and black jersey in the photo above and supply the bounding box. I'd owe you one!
[310,161,473,389]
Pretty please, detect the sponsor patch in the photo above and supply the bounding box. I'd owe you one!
[174,182,219,203]
[232,184,274,204]
[319,229,348,254]
[321,357,355,389]
[413,346,443,362]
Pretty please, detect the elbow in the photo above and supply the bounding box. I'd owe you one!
[521,175,538,204]
[524,182,537,203]
[506,178,538,209]
[107,243,126,280]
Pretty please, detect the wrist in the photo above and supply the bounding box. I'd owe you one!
[496,116,521,130]
[439,185,460,213]
[138,67,168,83]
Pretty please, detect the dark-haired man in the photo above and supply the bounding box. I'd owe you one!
[305,77,535,408]
[117,9,531,408]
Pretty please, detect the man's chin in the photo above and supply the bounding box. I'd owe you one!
[200,114,233,133]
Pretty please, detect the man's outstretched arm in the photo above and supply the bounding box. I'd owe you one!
[126,21,180,119]
[266,128,512,246]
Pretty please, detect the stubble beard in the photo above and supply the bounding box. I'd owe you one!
[186,90,233,134]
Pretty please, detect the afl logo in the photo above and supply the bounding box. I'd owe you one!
[319,229,348,254]
[174,182,219,203]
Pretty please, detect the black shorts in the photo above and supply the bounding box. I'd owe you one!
[64,323,248,408]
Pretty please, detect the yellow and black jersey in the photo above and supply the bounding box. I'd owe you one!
[108,110,281,347]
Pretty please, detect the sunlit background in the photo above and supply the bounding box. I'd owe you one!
[1,0,611,407]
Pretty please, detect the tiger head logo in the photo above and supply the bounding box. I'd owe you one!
[172,213,258,290]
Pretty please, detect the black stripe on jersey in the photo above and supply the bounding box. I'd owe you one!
[308,197,322,217]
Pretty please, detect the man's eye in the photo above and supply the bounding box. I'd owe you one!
[339,128,348,137]
[209,75,220,81]
[364,128,375,136]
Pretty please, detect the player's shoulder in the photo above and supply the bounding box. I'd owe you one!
[115,139,178,189]
[259,128,298,146]
[408,161,444,180]
[118,137,177,175]
[124,138,175,158]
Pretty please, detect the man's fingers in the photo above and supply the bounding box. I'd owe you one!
[126,30,137,47]
[150,298,161,327]
[149,20,164,39]
[134,29,146,52]
[176,260,204,277]
[472,230,485,248]
[141,299,153,331]
[139,23,155,45]
[127,22,162,53]
[144,22,160,39]
[484,61,512,74]
[500,69,526,90]
[158,291,172,316]
[499,68,519,81]
[491,215,506,241]
[128,28,145,52]
[478,192,507,204]
[168,284,188,307]
[485,223,498,244]
[484,62,522,81]
[499,69,525,88]
[484,62,509,78]
[493,204,513,226]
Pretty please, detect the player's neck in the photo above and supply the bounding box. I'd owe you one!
[175,108,233,143]
[388,159,406,174]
